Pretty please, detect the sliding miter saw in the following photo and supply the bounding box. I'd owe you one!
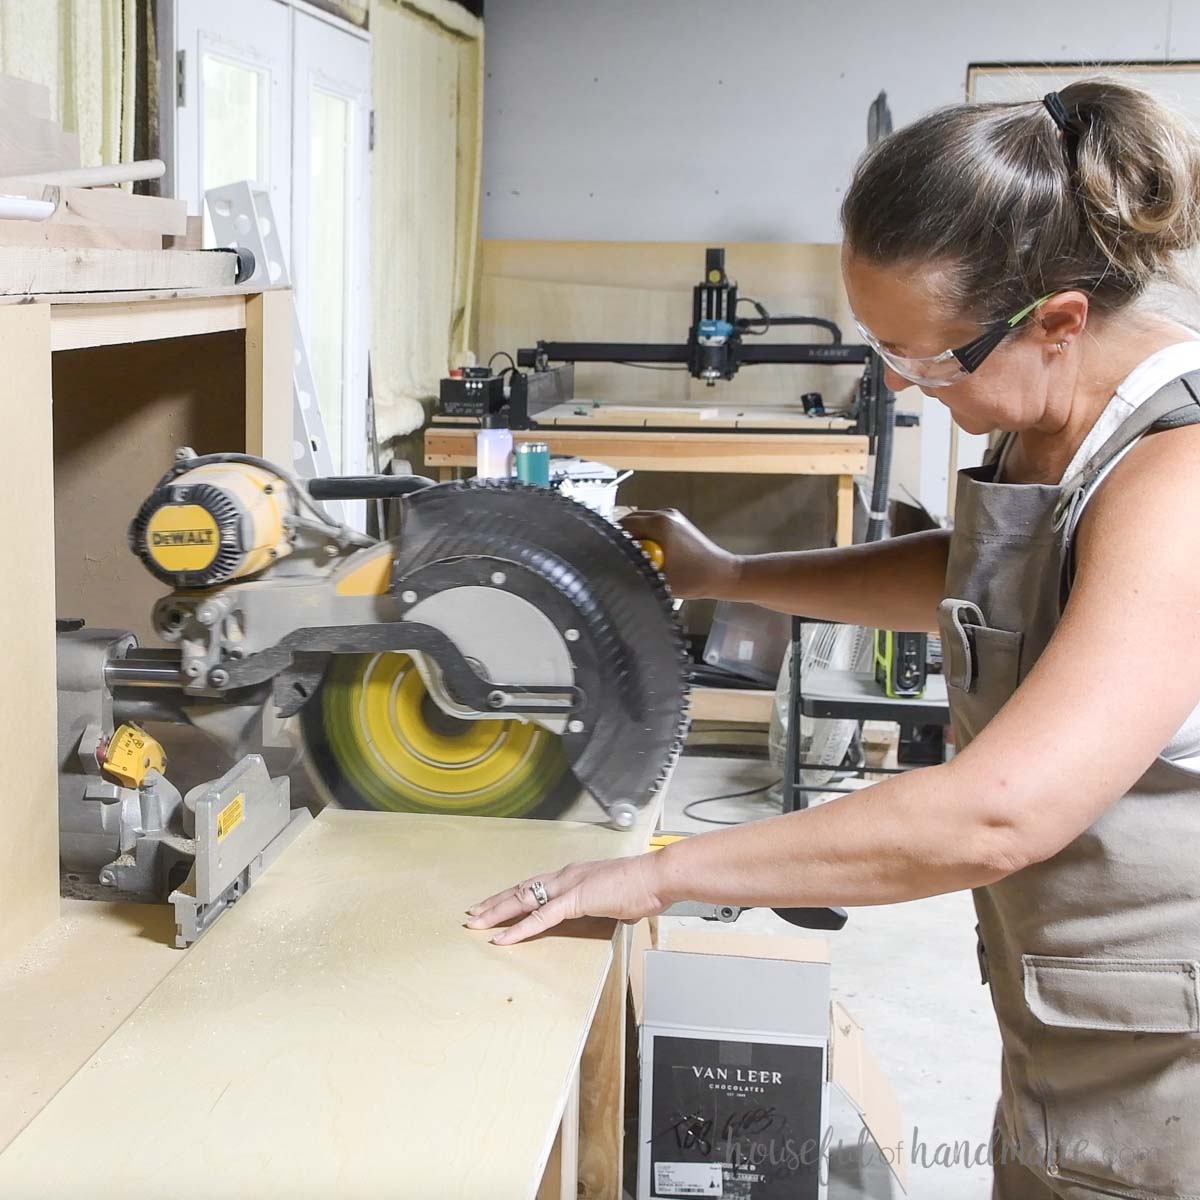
[60,450,689,859]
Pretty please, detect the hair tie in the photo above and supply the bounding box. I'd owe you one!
[1042,91,1072,134]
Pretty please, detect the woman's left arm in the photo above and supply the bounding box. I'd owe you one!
[468,426,1200,944]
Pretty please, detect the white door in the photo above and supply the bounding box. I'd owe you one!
[291,11,371,476]
[168,0,370,484]
[174,0,292,256]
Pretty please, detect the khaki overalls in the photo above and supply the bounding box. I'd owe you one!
[937,372,1200,1199]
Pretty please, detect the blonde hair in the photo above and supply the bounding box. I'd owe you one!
[841,78,1200,323]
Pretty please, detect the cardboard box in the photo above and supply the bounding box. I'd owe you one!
[633,925,906,1200]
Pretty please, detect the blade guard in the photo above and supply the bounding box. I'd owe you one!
[389,480,690,826]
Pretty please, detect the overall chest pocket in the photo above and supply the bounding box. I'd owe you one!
[1023,954,1200,1198]
[938,599,1023,739]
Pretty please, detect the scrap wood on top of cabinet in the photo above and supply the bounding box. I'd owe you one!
[0,72,190,259]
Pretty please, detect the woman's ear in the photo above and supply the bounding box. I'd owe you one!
[1036,291,1089,345]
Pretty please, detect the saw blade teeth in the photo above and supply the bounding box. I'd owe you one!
[396,476,691,817]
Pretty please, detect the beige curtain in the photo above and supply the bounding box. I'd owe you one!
[371,0,484,450]
[0,0,137,169]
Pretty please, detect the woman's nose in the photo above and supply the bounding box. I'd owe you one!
[883,366,911,392]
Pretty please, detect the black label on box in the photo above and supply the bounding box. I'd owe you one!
[647,1035,824,1199]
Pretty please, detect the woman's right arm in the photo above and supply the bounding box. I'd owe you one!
[621,510,950,634]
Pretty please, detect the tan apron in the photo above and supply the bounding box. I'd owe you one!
[937,373,1200,1200]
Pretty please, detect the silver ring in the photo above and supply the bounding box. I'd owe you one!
[530,880,550,908]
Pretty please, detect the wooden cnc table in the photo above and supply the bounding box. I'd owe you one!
[0,807,653,1200]
[426,423,867,546]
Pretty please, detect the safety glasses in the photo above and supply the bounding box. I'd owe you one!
[854,295,1053,388]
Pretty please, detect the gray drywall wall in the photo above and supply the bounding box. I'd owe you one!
[481,0,1196,517]
[482,0,1187,243]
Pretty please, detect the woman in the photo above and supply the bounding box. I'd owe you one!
[468,80,1200,1199]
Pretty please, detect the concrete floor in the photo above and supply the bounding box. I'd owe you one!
[654,750,1001,1200]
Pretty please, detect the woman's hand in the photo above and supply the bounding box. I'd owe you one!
[465,853,670,945]
[620,508,741,600]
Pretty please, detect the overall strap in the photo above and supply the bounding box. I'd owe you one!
[1052,372,1200,528]
[1055,371,1200,607]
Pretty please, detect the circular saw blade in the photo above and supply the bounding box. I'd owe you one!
[387,480,691,820]
[301,652,578,818]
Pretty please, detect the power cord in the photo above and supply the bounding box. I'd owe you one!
[681,780,782,826]
[736,295,772,335]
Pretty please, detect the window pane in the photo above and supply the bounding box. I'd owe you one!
[309,87,351,471]
[201,54,267,244]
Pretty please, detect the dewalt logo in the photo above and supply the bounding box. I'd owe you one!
[145,504,222,573]
[151,529,215,547]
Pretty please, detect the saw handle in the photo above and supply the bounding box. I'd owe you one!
[308,475,437,500]
[772,906,848,931]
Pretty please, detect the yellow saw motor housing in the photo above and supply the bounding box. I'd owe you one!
[129,462,294,588]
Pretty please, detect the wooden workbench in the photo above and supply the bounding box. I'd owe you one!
[425,423,866,545]
[0,806,656,1199]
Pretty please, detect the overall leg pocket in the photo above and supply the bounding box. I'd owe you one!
[1023,954,1200,1198]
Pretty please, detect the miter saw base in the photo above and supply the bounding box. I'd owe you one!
[57,627,306,946]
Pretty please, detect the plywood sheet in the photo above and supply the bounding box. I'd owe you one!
[0,810,643,1199]
[0,304,59,961]
[533,401,854,430]
[0,899,179,1151]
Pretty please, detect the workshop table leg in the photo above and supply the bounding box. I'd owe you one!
[577,926,628,1199]
[538,1068,581,1200]
[835,473,855,546]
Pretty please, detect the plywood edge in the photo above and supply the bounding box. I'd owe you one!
[0,303,58,963]
[0,284,285,308]
[50,294,249,351]
[534,934,616,1200]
